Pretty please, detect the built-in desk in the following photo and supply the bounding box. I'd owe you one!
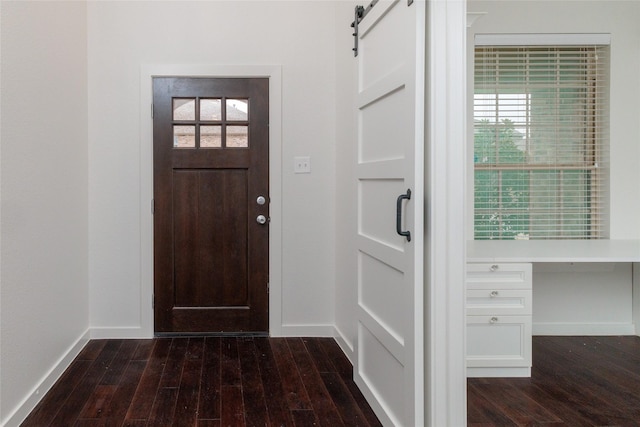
[467,239,640,263]
[465,240,640,378]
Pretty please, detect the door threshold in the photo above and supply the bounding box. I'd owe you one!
[154,331,269,338]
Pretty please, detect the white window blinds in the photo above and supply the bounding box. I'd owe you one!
[474,44,609,240]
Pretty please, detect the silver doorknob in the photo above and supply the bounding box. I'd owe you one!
[256,215,267,225]
[257,196,266,205]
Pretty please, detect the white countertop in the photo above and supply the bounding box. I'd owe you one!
[467,239,640,263]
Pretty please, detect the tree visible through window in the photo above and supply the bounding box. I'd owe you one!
[474,45,609,240]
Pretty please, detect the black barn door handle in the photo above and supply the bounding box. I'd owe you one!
[396,189,412,242]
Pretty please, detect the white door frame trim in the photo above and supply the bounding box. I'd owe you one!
[426,0,467,425]
[138,64,283,338]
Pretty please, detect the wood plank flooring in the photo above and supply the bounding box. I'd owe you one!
[21,337,381,427]
[26,334,639,426]
[468,336,640,426]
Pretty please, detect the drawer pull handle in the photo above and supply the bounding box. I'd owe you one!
[490,317,498,324]
[490,291,499,297]
[490,264,499,272]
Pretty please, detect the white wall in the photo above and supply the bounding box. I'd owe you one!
[533,262,633,334]
[467,1,640,333]
[0,1,89,425]
[87,1,337,336]
[333,0,359,360]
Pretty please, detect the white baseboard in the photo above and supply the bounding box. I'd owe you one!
[91,324,340,339]
[533,322,636,336]
[467,366,531,378]
[276,324,335,337]
[333,325,355,365]
[90,326,152,339]
[1,329,90,427]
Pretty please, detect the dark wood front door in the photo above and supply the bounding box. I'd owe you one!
[153,77,269,334]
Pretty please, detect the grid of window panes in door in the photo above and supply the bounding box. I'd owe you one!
[473,45,609,240]
[172,98,249,148]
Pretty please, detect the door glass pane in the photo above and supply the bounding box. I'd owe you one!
[200,99,222,121]
[173,125,195,148]
[201,125,222,148]
[227,125,248,148]
[226,99,248,121]
[173,98,195,121]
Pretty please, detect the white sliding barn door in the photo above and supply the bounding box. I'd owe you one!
[354,1,425,426]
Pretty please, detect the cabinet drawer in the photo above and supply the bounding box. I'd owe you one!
[466,315,532,368]
[466,263,532,290]
[466,289,532,315]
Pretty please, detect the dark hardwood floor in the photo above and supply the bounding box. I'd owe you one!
[26,334,640,426]
[21,337,381,427]
[468,335,640,426]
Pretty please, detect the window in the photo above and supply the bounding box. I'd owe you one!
[474,39,609,240]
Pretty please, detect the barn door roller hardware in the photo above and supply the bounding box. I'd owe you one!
[351,0,413,57]
[350,0,376,57]
[350,4,366,57]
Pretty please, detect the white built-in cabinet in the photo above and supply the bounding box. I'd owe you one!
[466,263,533,377]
